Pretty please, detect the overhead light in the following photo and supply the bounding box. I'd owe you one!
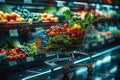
[115,6,119,9]
[90,3,95,6]
[56,1,66,7]
[96,4,101,9]
[23,6,44,9]
[56,0,66,3]
[102,5,113,9]
[73,2,87,5]
[68,2,76,7]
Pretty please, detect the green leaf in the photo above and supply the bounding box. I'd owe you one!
[98,16,105,22]
[63,10,73,23]
[91,14,95,21]
[84,12,92,23]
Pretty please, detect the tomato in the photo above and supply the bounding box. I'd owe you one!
[11,49,16,52]
[57,27,61,31]
[8,56,13,60]
[16,47,21,53]
[46,29,50,33]
[1,49,5,53]
[77,31,82,37]
[50,26,55,30]
[66,28,71,33]
[64,23,69,28]
[61,28,64,32]
[16,54,21,59]
[49,31,56,36]
[12,56,17,60]
[6,52,11,56]
[71,34,76,39]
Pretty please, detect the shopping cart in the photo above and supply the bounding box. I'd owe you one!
[38,23,95,80]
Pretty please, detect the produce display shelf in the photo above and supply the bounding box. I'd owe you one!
[0,36,119,77]
[0,21,65,25]
[0,22,66,31]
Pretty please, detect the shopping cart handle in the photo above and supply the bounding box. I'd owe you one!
[73,51,88,56]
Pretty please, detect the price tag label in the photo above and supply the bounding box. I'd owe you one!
[9,61,17,66]
[35,27,42,32]
[24,0,32,3]
[26,57,34,62]
[0,0,5,2]
[9,29,18,37]
[92,42,97,47]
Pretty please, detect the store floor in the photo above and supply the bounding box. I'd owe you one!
[1,46,120,80]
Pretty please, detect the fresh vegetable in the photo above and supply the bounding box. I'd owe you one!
[40,13,59,22]
[41,5,57,14]
[7,38,21,48]
[14,7,40,21]
[0,48,26,60]
[0,11,25,24]
[22,42,42,56]
[32,29,48,48]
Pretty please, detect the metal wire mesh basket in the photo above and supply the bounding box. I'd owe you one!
[32,23,95,65]
[42,23,95,80]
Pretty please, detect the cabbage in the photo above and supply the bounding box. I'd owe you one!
[58,6,70,14]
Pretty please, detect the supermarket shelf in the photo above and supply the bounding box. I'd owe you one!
[0,22,66,31]
[0,37,120,77]
[0,2,51,6]
[0,1,119,10]
[55,0,120,6]
[0,18,119,31]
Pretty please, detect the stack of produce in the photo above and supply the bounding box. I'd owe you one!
[40,13,59,22]
[0,11,25,24]
[32,29,48,47]
[0,48,26,60]
[46,23,83,52]
[22,42,42,56]
[41,6,70,22]
[91,31,112,41]
[46,23,82,38]
[14,7,40,22]
[0,39,26,60]
[75,9,119,20]
[90,26,120,41]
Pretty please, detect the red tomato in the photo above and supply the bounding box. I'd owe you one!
[71,34,76,39]
[64,23,69,28]
[1,49,5,53]
[16,47,21,53]
[8,56,13,60]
